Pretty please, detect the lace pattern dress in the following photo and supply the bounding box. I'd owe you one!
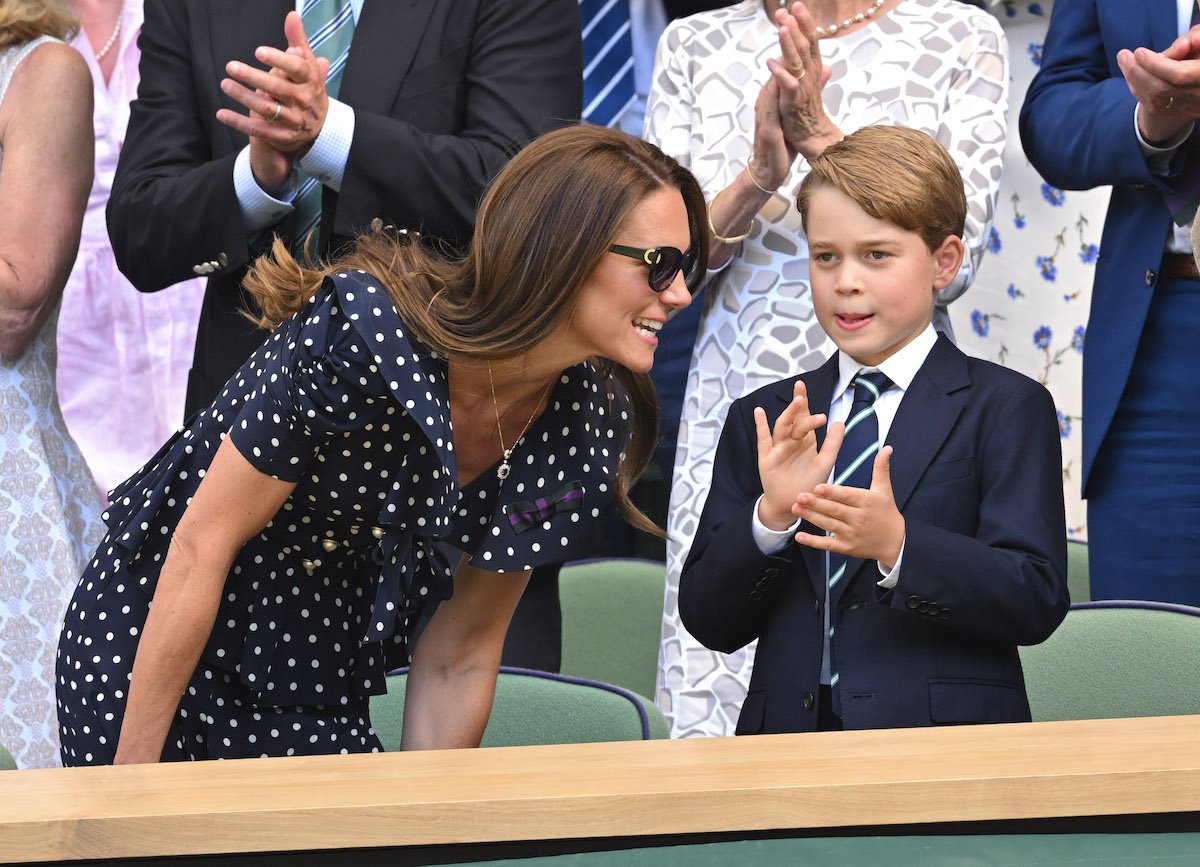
[0,36,105,769]
[646,0,1008,738]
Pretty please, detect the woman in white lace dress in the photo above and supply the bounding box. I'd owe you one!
[647,0,1008,738]
[0,0,104,768]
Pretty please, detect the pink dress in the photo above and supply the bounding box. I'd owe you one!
[59,1,204,500]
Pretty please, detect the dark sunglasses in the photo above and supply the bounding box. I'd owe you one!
[609,244,698,293]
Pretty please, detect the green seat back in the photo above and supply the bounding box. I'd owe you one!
[369,668,668,750]
[1066,540,1089,603]
[0,742,16,771]
[558,558,666,701]
[1019,602,1200,721]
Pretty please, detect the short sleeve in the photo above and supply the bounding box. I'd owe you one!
[228,284,390,481]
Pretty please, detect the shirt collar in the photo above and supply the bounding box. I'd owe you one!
[833,324,938,401]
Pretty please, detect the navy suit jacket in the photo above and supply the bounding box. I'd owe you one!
[1020,0,1196,494]
[108,0,582,417]
[678,337,1069,734]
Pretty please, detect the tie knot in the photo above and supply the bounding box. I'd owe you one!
[852,371,892,406]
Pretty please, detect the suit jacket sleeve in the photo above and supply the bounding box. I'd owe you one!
[879,378,1069,647]
[1019,0,1196,193]
[334,0,582,250]
[108,0,253,293]
[678,390,808,654]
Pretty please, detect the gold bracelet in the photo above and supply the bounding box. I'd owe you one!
[745,156,778,195]
[707,185,756,245]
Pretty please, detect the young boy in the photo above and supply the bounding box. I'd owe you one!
[679,126,1069,734]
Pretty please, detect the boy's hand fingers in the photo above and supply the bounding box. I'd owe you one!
[870,445,895,496]
[754,407,773,462]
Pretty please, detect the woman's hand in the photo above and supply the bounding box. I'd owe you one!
[769,3,842,160]
[750,75,797,192]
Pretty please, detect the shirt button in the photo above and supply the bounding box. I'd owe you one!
[1145,268,1155,286]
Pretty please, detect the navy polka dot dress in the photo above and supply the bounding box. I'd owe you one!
[56,271,630,764]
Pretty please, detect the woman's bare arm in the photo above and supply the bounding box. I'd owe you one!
[400,558,531,750]
[0,42,92,358]
[113,438,297,764]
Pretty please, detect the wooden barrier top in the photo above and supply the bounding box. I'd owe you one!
[2,714,1199,863]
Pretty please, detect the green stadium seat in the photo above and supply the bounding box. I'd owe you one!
[1019,601,1200,722]
[558,558,666,701]
[368,667,668,750]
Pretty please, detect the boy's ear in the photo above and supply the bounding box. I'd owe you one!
[931,235,965,292]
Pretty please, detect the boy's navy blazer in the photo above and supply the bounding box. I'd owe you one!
[679,336,1070,734]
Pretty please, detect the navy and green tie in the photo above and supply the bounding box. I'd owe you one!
[290,0,355,255]
[827,370,892,716]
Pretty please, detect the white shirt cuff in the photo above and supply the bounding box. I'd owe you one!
[752,495,803,554]
[1135,104,1194,174]
[234,146,297,233]
[876,536,905,589]
[298,98,355,193]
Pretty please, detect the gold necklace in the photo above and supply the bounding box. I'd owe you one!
[487,363,551,481]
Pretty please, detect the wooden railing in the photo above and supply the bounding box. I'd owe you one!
[2,714,1199,863]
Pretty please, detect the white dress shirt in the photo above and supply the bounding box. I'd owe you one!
[234,0,365,232]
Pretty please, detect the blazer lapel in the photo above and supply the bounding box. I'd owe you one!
[340,0,436,115]
[885,336,970,514]
[207,1,292,153]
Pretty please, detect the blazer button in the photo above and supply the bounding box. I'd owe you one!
[1131,182,1148,191]
[803,691,814,711]
[926,603,941,617]
[917,602,930,614]
[937,608,952,621]
[764,567,780,578]
[321,539,338,553]
[814,599,822,615]
[217,252,229,267]
[905,595,920,610]
[749,589,764,600]
[1145,268,1155,286]
[369,217,384,233]
[371,526,385,540]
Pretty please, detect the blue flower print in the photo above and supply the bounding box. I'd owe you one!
[1029,4,1044,18]
[1072,325,1085,352]
[1036,255,1057,281]
[1027,43,1043,67]
[1078,243,1098,264]
[1057,409,1071,439]
[1007,283,1021,299]
[1013,214,1026,229]
[1033,325,1052,350]
[1041,183,1064,206]
[987,227,1001,254]
[971,310,990,337]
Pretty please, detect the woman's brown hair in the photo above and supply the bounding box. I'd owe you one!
[0,0,78,49]
[244,124,709,537]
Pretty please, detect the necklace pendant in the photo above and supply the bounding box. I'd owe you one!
[497,450,513,480]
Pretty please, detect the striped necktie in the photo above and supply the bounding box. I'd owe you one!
[291,0,355,255]
[579,0,636,127]
[827,370,892,717]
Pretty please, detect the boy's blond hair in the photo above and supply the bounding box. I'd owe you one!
[797,125,967,253]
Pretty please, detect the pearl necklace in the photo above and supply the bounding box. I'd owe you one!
[777,0,886,38]
[92,1,125,62]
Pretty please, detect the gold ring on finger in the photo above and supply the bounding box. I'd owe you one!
[788,66,806,80]
[269,101,283,122]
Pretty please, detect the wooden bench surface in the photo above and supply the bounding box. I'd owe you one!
[2,714,1198,863]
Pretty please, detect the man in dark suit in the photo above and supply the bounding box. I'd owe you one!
[108,0,581,417]
[1021,1,1200,606]
[679,126,1068,734]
